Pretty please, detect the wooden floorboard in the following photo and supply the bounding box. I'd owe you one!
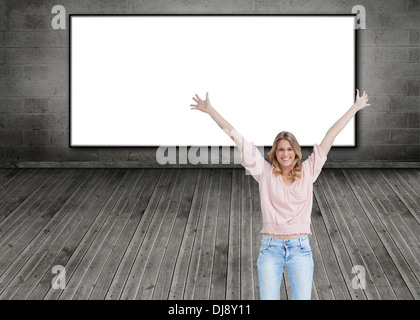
[169,169,209,300]
[0,168,418,300]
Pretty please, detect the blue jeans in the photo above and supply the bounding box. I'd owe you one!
[257,234,314,300]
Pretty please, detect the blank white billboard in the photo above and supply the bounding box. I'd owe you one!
[70,15,356,147]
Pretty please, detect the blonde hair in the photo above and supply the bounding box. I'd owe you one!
[267,131,302,180]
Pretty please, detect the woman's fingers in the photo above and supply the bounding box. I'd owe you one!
[192,93,209,111]
[356,89,369,100]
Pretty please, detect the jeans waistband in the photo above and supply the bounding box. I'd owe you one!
[261,234,309,247]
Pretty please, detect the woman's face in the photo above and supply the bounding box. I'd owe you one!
[276,139,296,170]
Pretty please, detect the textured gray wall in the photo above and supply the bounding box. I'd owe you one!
[0,0,418,167]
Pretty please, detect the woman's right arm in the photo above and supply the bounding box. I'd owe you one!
[190,92,248,152]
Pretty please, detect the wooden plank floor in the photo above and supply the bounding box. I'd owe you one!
[0,168,419,300]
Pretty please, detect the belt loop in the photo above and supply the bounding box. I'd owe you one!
[299,238,302,248]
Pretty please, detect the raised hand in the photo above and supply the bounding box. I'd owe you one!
[190,92,212,114]
[320,89,371,155]
[354,89,371,111]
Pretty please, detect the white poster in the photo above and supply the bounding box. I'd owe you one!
[70,15,356,147]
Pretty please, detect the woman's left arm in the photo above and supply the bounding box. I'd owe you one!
[320,89,370,155]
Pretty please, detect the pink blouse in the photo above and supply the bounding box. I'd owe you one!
[241,141,327,236]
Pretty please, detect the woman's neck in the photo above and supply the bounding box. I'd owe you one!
[281,167,293,177]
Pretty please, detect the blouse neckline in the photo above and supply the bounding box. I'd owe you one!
[279,174,297,189]
[271,167,299,189]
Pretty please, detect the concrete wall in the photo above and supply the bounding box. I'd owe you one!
[0,0,418,167]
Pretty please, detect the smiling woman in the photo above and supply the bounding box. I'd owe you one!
[268,131,302,182]
[189,89,370,300]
